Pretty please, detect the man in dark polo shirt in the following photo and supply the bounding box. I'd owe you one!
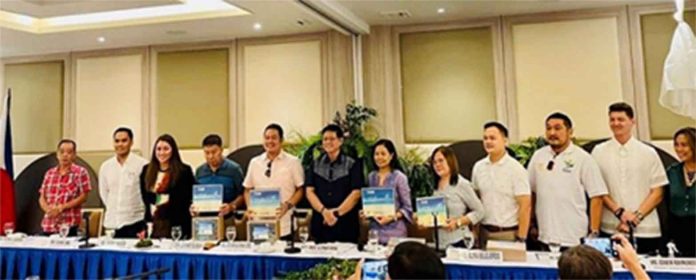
[190,134,244,234]
[305,124,365,243]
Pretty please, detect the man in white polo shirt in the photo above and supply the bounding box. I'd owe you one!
[472,121,531,248]
[243,123,304,241]
[99,127,148,238]
[528,112,608,249]
[592,102,669,254]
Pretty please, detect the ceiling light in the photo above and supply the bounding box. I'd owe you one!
[97,36,106,43]
[253,23,262,31]
[437,8,446,14]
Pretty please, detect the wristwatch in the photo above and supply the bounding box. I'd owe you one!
[333,210,340,218]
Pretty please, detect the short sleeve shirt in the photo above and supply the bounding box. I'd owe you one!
[472,154,531,227]
[39,164,92,233]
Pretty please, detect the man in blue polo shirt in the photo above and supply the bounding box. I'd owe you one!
[190,135,244,225]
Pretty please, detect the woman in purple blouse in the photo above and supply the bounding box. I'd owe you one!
[361,139,413,244]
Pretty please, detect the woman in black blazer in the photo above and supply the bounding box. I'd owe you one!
[140,134,195,239]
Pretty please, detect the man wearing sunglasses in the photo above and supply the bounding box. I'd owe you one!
[528,112,608,251]
[242,124,305,241]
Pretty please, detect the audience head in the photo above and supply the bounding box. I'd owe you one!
[56,139,77,167]
[483,121,509,156]
[372,139,402,172]
[430,146,459,186]
[545,112,573,150]
[263,123,284,156]
[557,245,612,280]
[321,124,344,156]
[608,102,635,139]
[202,134,224,168]
[113,127,134,158]
[387,241,446,280]
[674,127,696,164]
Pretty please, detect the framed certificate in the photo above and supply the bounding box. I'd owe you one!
[192,217,219,241]
[250,188,281,218]
[361,187,396,217]
[193,184,223,213]
[416,196,447,227]
[247,220,278,244]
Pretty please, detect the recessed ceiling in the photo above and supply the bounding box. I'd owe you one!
[0,0,679,58]
[337,0,674,26]
[1,0,183,18]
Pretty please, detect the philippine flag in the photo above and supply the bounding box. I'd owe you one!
[0,89,16,231]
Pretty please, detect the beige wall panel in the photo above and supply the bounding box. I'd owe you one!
[4,62,64,153]
[242,41,323,145]
[401,28,497,143]
[157,49,229,149]
[641,12,695,140]
[75,54,143,151]
[514,18,624,140]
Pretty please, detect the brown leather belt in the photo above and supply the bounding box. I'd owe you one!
[483,224,518,233]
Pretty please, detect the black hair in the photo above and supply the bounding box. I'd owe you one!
[264,123,285,140]
[484,121,509,138]
[371,139,403,172]
[546,112,573,129]
[202,134,223,147]
[113,127,133,140]
[387,241,446,279]
[608,102,635,119]
[321,124,344,139]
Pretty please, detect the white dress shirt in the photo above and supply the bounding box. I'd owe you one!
[243,151,304,236]
[592,137,669,237]
[528,144,608,246]
[472,153,531,228]
[99,153,148,229]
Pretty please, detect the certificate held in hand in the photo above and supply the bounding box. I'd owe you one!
[361,187,396,217]
[193,184,223,213]
[250,188,281,218]
[416,196,447,227]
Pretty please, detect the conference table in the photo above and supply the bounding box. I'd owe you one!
[1,237,694,280]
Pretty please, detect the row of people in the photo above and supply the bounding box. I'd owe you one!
[36,102,695,256]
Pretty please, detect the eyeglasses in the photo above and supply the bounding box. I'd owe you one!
[265,160,273,177]
[546,160,555,171]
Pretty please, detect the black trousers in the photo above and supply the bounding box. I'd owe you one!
[114,220,146,238]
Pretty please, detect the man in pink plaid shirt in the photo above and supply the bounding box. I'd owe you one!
[38,139,91,236]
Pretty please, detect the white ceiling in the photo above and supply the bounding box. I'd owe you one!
[0,0,677,58]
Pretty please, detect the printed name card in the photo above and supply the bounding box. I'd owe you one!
[49,239,73,247]
[646,258,696,271]
[100,239,128,248]
[225,241,253,251]
[447,248,504,263]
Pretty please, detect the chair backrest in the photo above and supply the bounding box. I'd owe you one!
[447,140,487,181]
[13,153,101,235]
[226,145,264,175]
[80,208,104,238]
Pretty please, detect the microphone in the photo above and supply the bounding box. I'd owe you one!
[79,212,96,249]
[284,210,301,254]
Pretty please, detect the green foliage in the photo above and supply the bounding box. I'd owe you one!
[508,136,547,167]
[282,259,358,280]
[399,147,434,203]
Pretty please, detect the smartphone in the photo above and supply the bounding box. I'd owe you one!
[581,237,618,258]
[362,260,388,280]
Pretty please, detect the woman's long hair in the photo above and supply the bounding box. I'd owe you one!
[144,134,185,191]
[430,146,459,186]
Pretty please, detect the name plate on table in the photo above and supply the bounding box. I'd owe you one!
[250,189,281,218]
[225,241,254,251]
[646,258,696,271]
[302,243,356,255]
[362,187,395,217]
[446,248,503,263]
[49,239,74,247]
[415,196,447,227]
[100,239,128,248]
[178,241,206,250]
[193,184,224,213]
